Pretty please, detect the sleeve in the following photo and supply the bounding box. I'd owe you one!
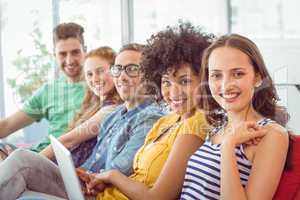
[96,104,118,122]
[178,113,209,141]
[21,84,48,121]
[104,115,162,176]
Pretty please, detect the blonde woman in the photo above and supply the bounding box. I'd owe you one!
[40,46,122,166]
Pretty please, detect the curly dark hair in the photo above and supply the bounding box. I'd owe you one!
[141,22,214,99]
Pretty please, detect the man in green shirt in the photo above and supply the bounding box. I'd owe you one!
[0,22,86,154]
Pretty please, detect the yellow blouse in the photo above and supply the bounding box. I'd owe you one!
[97,110,208,200]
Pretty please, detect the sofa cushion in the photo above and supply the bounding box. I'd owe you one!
[273,135,300,200]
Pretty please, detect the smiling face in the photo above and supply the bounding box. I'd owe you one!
[161,64,201,118]
[55,38,85,82]
[208,47,261,113]
[84,56,115,98]
[112,50,143,103]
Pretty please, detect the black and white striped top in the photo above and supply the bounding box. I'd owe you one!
[180,118,272,200]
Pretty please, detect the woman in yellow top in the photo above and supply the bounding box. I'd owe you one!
[81,22,214,200]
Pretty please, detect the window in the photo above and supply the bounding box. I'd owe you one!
[231,0,300,39]
[1,0,53,146]
[0,0,123,146]
[231,0,300,132]
[133,0,229,43]
[59,0,122,51]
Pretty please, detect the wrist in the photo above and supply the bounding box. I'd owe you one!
[107,169,119,183]
[221,138,236,151]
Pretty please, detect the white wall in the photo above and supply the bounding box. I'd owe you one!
[255,39,300,133]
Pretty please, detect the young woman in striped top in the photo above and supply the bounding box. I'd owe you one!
[180,34,290,200]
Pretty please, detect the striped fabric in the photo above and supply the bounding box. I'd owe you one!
[180,118,272,200]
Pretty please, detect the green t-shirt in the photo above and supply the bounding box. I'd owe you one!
[21,77,86,152]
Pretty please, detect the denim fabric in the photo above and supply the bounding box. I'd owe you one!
[70,101,117,168]
[81,100,165,175]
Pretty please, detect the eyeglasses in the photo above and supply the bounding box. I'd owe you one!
[110,64,141,78]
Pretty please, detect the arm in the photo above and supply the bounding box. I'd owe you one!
[89,134,204,200]
[0,110,35,138]
[220,124,289,200]
[40,105,116,159]
[1,83,50,139]
[105,116,161,175]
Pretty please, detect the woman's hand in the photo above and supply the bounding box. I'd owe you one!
[86,170,118,192]
[223,121,267,146]
[76,168,107,195]
[0,143,15,160]
[76,168,90,183]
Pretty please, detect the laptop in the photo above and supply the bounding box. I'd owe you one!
[49,135,85,200]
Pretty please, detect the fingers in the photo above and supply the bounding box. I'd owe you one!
[244,129,266,146]
[81,184,89,195]
[87,174,105,191]
[5,145,14,154]
[245,121,267,137]
[85,182,98,196]
[76,168,90,182]
[252,129,267,138]
[245,137,262,146]
[76,167,86,173]
[85,182,105,195]
[224,121,268,146]
[0,151,6,160]
[87,178,98,190]
[76,168,86,177]
[95,183,106,191]
[245,121,259,131]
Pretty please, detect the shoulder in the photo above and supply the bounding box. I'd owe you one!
[99,104,119,113]
[138,102,166,118]
[185,110,207,125]
[156,112,178,123]
[179,110,209,139]
[106,104,124,116]
[48,78,63,87]
[94,104,119,118]
[39,79,63,92]
[257,122,289,152]
[264,122,288,142]
[38,81,51,91]
[27,82,50,99]
[100,104,125,123]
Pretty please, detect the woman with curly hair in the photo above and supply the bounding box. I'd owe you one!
[80,22,213,200]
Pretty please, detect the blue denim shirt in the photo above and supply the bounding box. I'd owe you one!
[81,100,165,175]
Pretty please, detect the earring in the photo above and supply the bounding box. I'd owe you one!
[255,81,262,88]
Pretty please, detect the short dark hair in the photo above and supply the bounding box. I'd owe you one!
[53,22,85,48]
[119,43,145,54]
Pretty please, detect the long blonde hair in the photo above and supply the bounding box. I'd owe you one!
[66,46,122,131]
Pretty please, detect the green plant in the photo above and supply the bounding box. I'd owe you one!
[7,23,53,103]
